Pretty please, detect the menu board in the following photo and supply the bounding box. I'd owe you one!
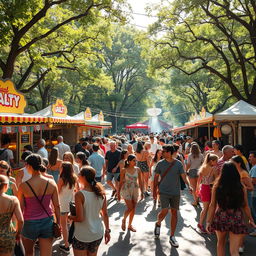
[19,132,31,160]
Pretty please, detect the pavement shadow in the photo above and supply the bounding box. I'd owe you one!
[102,231,136,256]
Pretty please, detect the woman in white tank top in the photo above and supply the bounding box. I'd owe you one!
[68,166,110,256]
[57,162,78,253]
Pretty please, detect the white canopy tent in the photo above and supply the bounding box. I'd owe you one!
[215,100,256,121]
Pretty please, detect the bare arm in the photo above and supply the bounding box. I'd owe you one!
[137,168,144,199]
[17,184,25,212]
[57,177,64,193]
[242,187,256,226]
[15,169,24,188]
[206,186,217,232]
[51,183,61,225]
[100,196,110,244]
[117,168,126,199]
[241,177,254,191]
[13,197,24,239]
[153,173,160,199]
[11,182,18,197]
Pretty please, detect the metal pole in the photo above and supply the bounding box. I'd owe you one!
[115,115,117,134]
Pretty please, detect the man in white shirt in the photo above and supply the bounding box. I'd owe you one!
[149,135,160,155]
[55,136,71,160]
[37,139,48,158]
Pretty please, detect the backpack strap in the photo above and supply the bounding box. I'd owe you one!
[159,160,177,186]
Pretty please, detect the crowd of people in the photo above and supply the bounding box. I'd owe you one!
[0,133,256,256]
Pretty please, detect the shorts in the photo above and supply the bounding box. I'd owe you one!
[187,169,198,178]
[22,216,53,240]
[72,236,103,252]
[160,194,180,210]
[137,161,149,172]
[107,172,119,182]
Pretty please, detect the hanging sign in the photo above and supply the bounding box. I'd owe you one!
[98,111,104,121]
[84,107,92,120]
[52,99,67,117]
[0,79,27,114]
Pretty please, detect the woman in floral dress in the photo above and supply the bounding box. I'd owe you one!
[117,155,144,232]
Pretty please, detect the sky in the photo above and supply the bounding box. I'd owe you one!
[126,0,160,30]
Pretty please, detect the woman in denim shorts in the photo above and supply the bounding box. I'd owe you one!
[18,154,60,256]
[68,166,110,256]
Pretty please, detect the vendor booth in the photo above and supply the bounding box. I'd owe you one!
[214,100,256,154]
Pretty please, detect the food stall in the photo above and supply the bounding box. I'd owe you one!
[0,79,47,163]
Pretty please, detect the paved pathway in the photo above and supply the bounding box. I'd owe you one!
[41,189,255,256]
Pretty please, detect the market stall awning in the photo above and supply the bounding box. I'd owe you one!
[214,100,256,121]
[126,122,150,129]
[0,113,47,124]
[172,124,200,133]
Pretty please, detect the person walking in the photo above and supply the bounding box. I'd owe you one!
[136,141,151,196]
[37,139,48,159]
[17,154,60,256]
[206,162,256,256]
[153,145,191,248]
[186,143,204,206]
[63,152,80,175]
[0,174,24,256]
[196,153,218,233]
[48,147,62,183]
[58,162,78,253]
[105,141,121,198]
[55,136,71,160]
[75,152,89,170]
[68,166,110,256]
[88,144,106,183]
[117,154,144,232]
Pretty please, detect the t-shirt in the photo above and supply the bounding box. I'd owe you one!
[105,150,121,173]
[249,165,256,198]
[155,159,184,196]
[37,147,48,159]
[88,152,105,178]
[0,148,13,164]
[187,153,203,170]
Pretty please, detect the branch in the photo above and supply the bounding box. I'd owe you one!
[20,69,51,93]
[16,61,34,89]
[0,58,6,71]
[17,2,102,54]
[212,95,233,114]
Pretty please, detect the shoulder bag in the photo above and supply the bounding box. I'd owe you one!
[158,160,177,186]
[26,180,61,238]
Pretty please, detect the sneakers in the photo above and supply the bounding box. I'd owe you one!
[154,223,161,238]
[239,247,244,253]
[169,236,179,248]
[197,224,207,234]
[59,245,70,253]
[249,229,256,236]
[111,189,117,198]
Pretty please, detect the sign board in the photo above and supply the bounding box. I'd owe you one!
[0,79,27,114]
[52,99,67,117]
[84,107,92,120]
[19,132,31,160]
[98,111,104,121]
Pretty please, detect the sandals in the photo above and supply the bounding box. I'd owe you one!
[128,226,136,232]
[121,219,126,231]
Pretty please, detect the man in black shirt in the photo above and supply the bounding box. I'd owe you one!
[105,141,121,197]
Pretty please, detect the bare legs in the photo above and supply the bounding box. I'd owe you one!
[216,231,243,256]
[199,201,210,226]
[73,245,100,256]
[141,172,149,192]
[60,213,69,248]
[122,199,137,231]
[156,208,178,236]
[188,177,198,204]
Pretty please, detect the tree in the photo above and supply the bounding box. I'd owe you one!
[0,0,126,83]
[148,0,256,105]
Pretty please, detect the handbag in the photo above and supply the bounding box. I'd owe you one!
[68,201,76,243]
[26,181,61,238]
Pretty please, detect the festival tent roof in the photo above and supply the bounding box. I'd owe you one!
[214,100,256,121]
[0,112,47,124]
[32,105,83,124]
[143,119,172,130]
[125,122,150,129]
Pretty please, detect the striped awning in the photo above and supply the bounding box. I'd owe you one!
[0,114,47,124]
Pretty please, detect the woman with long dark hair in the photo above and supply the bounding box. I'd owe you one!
[68,166,110,256]
[186,143,203,206]
[117,154,144,232]
[206,162,256,256]
[48,147,62,183]
[58,162,78,253]
[150,149,162,205]
[18,154,60,256]
[75,152,89,170]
